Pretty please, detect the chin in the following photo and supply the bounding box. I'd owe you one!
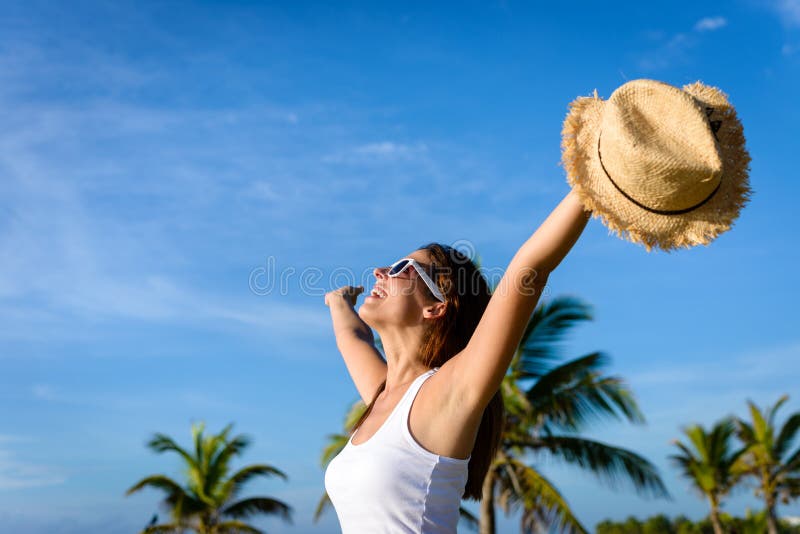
[358,304,389,331]
[357,305,376,327]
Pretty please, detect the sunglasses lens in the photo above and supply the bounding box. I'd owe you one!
[388,259,409,276]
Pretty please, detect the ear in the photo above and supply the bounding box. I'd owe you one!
[423,302,447,320]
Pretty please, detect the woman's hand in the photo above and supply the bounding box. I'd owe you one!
[324,285,365,308]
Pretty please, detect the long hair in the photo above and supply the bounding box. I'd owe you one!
[353,243,504,501]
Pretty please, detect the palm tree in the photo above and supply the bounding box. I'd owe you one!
[669,418,745,534]
[126,422,292,534]
[314,401,480,531]
[481,297,668,534]
[319,296,667,533]
[734,395,800,534]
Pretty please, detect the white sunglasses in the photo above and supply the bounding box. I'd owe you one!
[387,258,446,303]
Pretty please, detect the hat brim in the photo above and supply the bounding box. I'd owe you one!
[561,82,752,252]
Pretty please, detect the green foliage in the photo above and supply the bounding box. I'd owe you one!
[126,423,292,534]
[670,419,745,503]
[735,396,800,507]
[596,512,800,534]
[643,514,673,534]
[666,397,800,534]
[484,296,668,533]
[319,296,668,534]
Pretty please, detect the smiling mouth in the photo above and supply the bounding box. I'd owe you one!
[369,286,388,299]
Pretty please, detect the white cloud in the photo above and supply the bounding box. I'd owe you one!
[246,180,282,201]
[0,446,65,490]
[694,16,728,32]
[0,33,537,348]
[638,15,729,70]
[24,383,250,414]
[637,32,693,71]
[323,141,429,163]
[354,141,426,156]
[0,435,30,444]
[32,384,57,401]
[627,339,800,390]
[774,0,800,27]
[0,52,331,342]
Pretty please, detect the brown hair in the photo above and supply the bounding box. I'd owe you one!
[352,243,504,501]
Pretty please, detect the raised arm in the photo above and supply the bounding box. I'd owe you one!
[448,189,591,409]
[325,285,388,404]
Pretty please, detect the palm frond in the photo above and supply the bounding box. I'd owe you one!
[214,519,264,534]
[684,425,711,463]
[672,420,744,502]
[710,420,738,460]
[667,452,692,472]
[775,413,800,462]
[669,439,697,463]
[520,436,668,498]
[527,353,644,430]
[207,434,251,498]
[146,434,198,470]
[207,425,242,468]
[458,505,479,531]
[343,400,368,432]
[126,476,205,522]
[126,475,189,498]
[779,446,800,475]
[207,423,236,463]
[735,419,756,444]
[767,395,790,429]
[320,434,350,467]
[313,492,332,523]
[201,427,231,498]
[219,464,288,503]
[494,455,587,534]
[192,422,206,470]
[222,497,292,523]
[735,397,800,514]
[513,297,593,379]
[140,525,183,534]
[746,400,771,446]
[779,476,800,501]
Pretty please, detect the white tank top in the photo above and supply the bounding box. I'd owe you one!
[324,367,470,533]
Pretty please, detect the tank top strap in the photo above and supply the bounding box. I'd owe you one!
[394,367,438,421]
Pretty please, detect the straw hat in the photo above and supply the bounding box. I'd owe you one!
[561,79,751,252]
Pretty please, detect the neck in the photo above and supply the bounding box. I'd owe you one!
[376,324,430,394]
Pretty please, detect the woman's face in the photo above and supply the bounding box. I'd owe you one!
[358,249,441,328]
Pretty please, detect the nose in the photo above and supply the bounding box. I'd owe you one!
[373,266,389,279]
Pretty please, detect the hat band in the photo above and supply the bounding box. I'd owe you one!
[597,134,722,216]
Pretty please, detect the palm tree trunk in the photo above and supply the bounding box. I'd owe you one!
[200,513,211,534]
[763,473,778,534]
[765,497,778,534]
[708,497,724,534]
[479,471,496,534]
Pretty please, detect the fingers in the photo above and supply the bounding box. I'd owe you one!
[341,285,363,295]
[346,285,364,306]
[324,285,364,306]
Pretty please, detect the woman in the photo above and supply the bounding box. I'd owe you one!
[324,190,591,532]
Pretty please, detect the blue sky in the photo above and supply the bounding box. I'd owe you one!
[0,0,798,532]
